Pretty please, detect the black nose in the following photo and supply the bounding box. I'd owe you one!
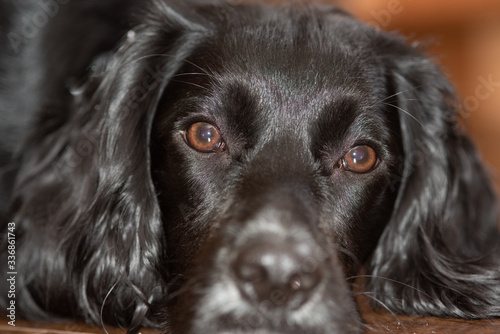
[231,240,323,309]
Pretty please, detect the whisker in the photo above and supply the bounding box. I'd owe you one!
[357,291,410,334]
[172,72,210,78]
[164,275,203,302]
[171,80,210,91]
[348,274,433,299]
[123,53,215,79]
[382,102,423,127]
[378,90,406,103]
[377,84,429,104]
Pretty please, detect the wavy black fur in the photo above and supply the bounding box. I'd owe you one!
[1,1,499,333]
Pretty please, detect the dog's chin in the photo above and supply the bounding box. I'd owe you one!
[172,279,362,334]
[169,238,362,334]
[188,296,361,334]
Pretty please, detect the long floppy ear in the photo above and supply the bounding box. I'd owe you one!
[366,44,500,318]
[2,1,210,331]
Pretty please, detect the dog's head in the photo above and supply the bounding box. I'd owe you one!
[146,3,499,332]
[149,5,402,333]
[6,1,499,333]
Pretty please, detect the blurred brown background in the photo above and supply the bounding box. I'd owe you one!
[340,0,500,197]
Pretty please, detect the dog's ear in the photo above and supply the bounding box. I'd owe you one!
[4,1,210,330]
[366,40,500,318]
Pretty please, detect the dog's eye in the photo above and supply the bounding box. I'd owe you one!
[184,122,226,153]
[339,145,378,173]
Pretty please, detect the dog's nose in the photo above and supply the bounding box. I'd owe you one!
[232,240,323,309]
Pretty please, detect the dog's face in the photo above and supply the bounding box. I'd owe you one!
[150,9,402,333]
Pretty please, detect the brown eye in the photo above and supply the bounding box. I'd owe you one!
[340,145,378,173]
[184,122,225,153]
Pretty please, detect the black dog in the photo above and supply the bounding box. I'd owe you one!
[1,1,499,333]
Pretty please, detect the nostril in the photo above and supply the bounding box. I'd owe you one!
[289,267,323,292]
[231,240,323,309]
[288,275,302,291]
[235,262,266,284]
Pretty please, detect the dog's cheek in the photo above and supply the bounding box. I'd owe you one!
[327,170,399,275]
[150,142,195,276]
[151,139,236,277]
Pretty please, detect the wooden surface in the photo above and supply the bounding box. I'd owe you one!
[364,312,500,334]
[2,312,500,333]
[0,318,157,334]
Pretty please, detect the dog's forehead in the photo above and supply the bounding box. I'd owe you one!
[195,13,385,140]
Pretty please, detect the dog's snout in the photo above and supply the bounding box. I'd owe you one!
[231,240,323,309]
